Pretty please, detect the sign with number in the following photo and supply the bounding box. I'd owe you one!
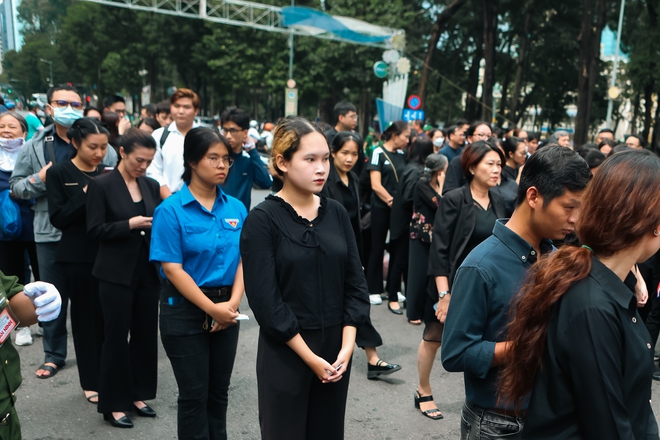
[407,94,422,110]
[402,109,425,122]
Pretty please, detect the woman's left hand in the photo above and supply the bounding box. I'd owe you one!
[326,346,354,383]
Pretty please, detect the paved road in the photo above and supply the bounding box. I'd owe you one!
[13,190,660,439]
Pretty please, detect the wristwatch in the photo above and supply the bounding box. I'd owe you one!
[438,290,450,299]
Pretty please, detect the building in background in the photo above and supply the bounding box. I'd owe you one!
[1,0,23,57]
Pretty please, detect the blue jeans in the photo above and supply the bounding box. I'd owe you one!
[461,401,524,440]
[36,242,68,366]
[160,282,239,440]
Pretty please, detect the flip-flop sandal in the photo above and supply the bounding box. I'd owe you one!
[36,364,60,379]
[85,393,99,404]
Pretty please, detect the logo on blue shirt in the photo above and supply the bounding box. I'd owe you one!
[225,219,239,228]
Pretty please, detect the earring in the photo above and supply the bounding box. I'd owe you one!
[654,230,660,237]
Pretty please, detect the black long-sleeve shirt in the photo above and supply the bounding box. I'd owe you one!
[523,256,658,439]
[240,194,370,344]
[46,161,104,263]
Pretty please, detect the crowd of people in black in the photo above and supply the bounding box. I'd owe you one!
[0,86,657,440]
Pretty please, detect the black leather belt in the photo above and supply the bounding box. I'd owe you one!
[200,286,232,297]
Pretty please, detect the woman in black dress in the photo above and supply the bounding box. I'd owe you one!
[418,140,507,420]
[47,118,108,404]
[241,117,370,440]
[322,131,401,380]
[406,153,448,325]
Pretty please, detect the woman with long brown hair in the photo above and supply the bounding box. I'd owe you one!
[498,150,660,439]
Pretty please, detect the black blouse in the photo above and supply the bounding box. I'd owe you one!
[240,194,370,344]
[523,256,658,439]
[46,161,104,263]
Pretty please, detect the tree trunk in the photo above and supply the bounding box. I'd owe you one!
[464,42,483,121]
[652,100,660,153]
[417,0,468,102]
[631,91,641,134]
[481,0,498,122]
[642,80,654,141]
[509,0,535,122]
[574,0,607,146]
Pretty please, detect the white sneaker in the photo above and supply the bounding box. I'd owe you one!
[369,294,383,305]
[14,327,33,346]
[397,292,406,303]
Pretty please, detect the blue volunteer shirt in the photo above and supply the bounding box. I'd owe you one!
[441,219,554,410]
[150,183,247,287]
[221,148,272,211]
[438,144,463,164]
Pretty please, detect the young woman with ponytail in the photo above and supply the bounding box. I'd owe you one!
[499,149,660,439]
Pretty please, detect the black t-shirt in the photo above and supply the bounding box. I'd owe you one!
[458,203,497,270]
[367,146,407,209]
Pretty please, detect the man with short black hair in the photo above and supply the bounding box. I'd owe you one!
[325,101,360,147]
[155,99,172,127]
[440,146,592,439]
[147,88,200,199]
[220,107,272,210]
[596,128,614,145]
[438,125,465,163]
[103,94,131,135]
[626,134,645,150]
[141,103,157,120]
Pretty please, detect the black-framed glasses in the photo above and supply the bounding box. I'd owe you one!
[221,127,243,135]
[50,100,84,110]
[205,155,234,168]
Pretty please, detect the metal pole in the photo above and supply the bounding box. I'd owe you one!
[288,0,294,79]
[605,0,625,129]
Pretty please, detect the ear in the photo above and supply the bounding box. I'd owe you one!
[275,154,288,174]
[526,186,540,209]
[46,105,53,117]
[119,146,125,157]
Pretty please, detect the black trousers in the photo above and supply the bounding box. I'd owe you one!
[0,240,39,283]
[386,235,409,302]
[407,239,430,322]
[366,206,390,294]
[97,261,159,414]
[160,282,240,440]
[63,262,104,391]
[257,326,351,440]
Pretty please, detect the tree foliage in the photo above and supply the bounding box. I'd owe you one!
[3,0,656,142]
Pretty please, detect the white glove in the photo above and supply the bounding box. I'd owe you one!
[23,282,62,322]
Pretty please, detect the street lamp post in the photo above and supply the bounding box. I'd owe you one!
[605,0,626,129]
[39,59,53,87]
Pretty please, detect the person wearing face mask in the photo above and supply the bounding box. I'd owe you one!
[0,113,40,347]
[10,85,117,380]
[46,118,110,405]
[429,129,445,152]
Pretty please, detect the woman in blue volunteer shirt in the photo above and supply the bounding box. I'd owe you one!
[151,127,247,440]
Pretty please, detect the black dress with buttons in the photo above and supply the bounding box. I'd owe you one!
[240,194,370,440]
[523,256,659,439]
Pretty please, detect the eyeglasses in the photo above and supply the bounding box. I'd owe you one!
[50,100,84,110]
[221,127,243,135]
[205,155,234,168]
[473,133,491,139]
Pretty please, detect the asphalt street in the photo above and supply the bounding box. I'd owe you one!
[12,189,660,439]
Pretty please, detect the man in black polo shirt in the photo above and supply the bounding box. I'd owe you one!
[440,146,592,439]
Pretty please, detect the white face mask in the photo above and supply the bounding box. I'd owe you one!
[0,137,24,172]
[433,137,444,147]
